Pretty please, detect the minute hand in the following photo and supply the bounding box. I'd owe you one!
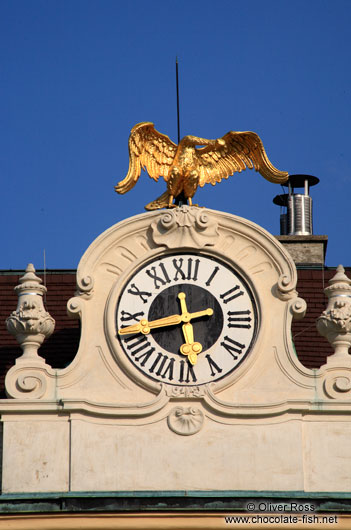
[118,314,182,335]
[118,308,213,336]
[188,308,213,320]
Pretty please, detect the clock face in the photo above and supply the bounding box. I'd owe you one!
[116,253,258,386]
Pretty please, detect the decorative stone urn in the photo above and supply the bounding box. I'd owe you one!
[317,265,351,364]
[6,264,55,361]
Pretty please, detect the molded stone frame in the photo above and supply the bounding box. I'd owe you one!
[2,206,351,494]
[5,206,307,407]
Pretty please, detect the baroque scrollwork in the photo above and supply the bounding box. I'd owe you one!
[276,273,298,301]
[67,296,85,319]
[323,370,351,399]
[150,206,219,249]
[167,406,204,435]
[289,297,307,320]
[76,274,94,298]
[5,366,49,399]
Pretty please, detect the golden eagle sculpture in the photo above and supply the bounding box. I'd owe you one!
[115,122,289,210]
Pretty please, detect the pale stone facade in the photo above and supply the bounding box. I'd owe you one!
[2,207,351,500]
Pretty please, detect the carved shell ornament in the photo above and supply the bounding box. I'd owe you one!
[167,406,204,435]
[151,207,219,249]
[115,122,288,210]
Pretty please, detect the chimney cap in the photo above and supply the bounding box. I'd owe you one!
[288,174,320,188]
[273,193,289,207]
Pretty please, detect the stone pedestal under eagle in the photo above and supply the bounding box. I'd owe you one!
[115,122,289,210]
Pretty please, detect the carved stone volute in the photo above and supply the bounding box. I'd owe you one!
[317,265,351,364]
[150,206,219,249]
[6,264,55,361]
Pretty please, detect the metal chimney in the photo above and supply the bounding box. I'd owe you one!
[273,174,319,236]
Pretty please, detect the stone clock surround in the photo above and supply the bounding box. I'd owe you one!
[2,206,351,494]
[114,252,258,387]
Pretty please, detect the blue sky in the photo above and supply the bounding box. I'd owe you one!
[1,0,351,269]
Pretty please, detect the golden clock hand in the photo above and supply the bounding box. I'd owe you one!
[118,314,182,336]
[189,308,214,320]
[177,292,213,365]
[178,292,189,319]
[178,293,213,322]
[119,293,214,339]
[119,304,213,337]
[182,322,194,344]
[180,322,203,365]
[118,322,144,335]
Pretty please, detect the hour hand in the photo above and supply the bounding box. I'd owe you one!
[180,322,203,365]
[118,314,182,336]
[182,322,194,344]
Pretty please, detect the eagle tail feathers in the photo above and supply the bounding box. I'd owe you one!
[144,190,170,211]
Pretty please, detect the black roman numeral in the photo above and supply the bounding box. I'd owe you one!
[179,359,197,383]
[135,348,154,367]
[205,354,222,377]
[145,262,171,289]
[187,258,200,281]
[220,336,245,359]
[205,266,219,286]
[120,310,145,323]
[149,352,175,380]
[227,310,252,329]
[173,258,200,281]
[123,335,155,361]
[220,285,244,304]
[127,283,152,303]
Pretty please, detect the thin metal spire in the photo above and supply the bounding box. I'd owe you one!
[174,57,187,206]
[176,57,180,143]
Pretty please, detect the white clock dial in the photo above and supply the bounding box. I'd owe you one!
[116,253,258,386]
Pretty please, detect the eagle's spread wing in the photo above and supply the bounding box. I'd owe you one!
[196,131,288,187]
[115,122,178,194]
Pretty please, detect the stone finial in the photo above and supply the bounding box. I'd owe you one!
[317,265,351,364]
[6,264,55,361]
